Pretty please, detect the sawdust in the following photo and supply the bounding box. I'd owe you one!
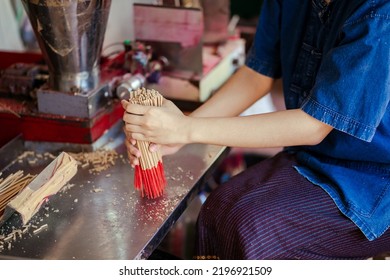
[69,149,119,174]
[17,151,57,165]
[17,149,119,175]
[0,222,48,253]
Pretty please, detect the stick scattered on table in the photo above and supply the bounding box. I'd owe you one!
[128,88,167,199]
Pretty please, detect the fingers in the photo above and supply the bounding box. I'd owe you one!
[149,143,158,153]
[121,99,129,110]
[123,112,144,125]
[121,99,166,166]
[121,101,150,115]
[124,124,150,142]
[125,140,140,168]
[123,125,141,167]
[122,127,136,145]
[125,139,141,158]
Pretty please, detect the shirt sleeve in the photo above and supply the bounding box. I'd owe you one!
[301,11,390,142]
[245,0,282,78]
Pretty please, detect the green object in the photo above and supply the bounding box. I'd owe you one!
[123,39,132,52]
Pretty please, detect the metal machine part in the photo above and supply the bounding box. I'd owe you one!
[37,84,112,119]
[21,0,112,93]
[0,63,48,97]
[122,41,168,84]
[116,74,146,100]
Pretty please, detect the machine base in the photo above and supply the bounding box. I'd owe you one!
[0,98,123,147]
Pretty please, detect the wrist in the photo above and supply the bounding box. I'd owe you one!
[181,115,194,144]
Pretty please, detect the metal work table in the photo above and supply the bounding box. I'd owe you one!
[0,128,228,260]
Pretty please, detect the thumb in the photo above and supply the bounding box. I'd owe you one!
[121,99,129,110]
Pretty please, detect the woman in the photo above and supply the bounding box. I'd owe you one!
[122,0,390,259]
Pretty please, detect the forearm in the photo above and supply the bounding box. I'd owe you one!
[122,68,332,149]
[190,65,274,118]
[186,109,333,148]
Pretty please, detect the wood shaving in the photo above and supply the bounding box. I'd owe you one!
[16,150,57,165]
[69,149,118,174]
[0,224,36,253]
[17,151,37,161]
[44,152,56,159]
[32,224,48,235]
[3,235,13,242]
[59,183,75,193]
[22,225,30,234]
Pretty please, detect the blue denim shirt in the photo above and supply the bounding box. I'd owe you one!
[246,0,390,241]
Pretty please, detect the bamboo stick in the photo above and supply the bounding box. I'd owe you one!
[0,172,36,216]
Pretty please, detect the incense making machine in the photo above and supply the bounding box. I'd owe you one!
[0,0,245,148]
[0,0,143,148]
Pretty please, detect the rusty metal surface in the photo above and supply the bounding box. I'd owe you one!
[0,134,227,259]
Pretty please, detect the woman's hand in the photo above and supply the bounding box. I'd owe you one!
[122,98,190,145]
[121,99,186,167]
[122,129,141,167]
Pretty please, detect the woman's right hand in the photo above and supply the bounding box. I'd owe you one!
[121,100,183,167]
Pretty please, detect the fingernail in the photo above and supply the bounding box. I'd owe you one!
[150,144,157,152]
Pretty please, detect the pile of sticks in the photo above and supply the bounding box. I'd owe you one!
[0,171,36,217]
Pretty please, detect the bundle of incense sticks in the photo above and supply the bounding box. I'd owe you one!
[128,88,166,199]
